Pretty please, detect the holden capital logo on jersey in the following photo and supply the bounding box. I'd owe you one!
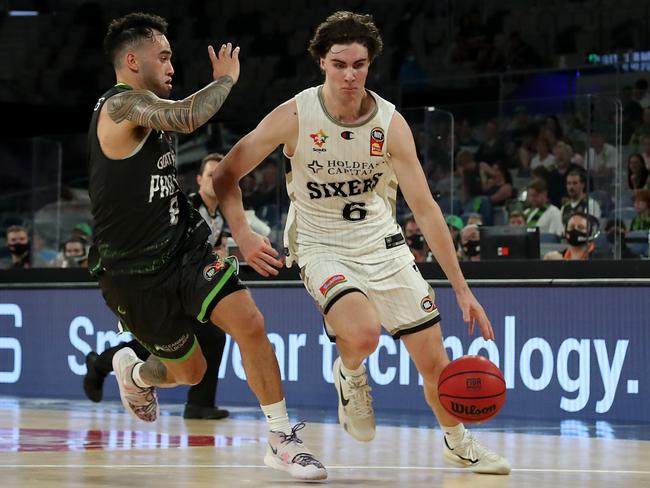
[310,129,328,152]
[370,127,385,156]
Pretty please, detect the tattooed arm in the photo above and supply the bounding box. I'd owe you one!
[106,75,234,134]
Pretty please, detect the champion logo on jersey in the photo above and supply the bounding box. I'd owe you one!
[370,127,385,156]
[319,274,347,297]
[341,130,354,140]
[310,129,328,147]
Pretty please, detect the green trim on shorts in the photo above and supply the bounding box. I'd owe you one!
[159,335,198,363]
[197,264,236,322]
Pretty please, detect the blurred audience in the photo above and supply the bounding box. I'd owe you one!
[631,189,650,231]
[560,168,602,224]
[544,212,595,260]
[524,179,564,236]
[459,224,481,262]
[4,225,31,269]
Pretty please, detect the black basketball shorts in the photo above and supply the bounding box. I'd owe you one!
[98,243,245,361]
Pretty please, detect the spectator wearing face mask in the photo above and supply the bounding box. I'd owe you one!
[460,224,481,261]
[56,237,89,268]
[544,212,595,260]
[403,214,430,263]
[4,225,31,269]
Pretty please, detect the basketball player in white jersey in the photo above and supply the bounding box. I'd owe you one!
[213,11,510,474]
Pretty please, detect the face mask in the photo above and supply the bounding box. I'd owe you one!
[8,242,30,255]
[463,240,481,257]
[407,233,425,250]
[566,229,588,246]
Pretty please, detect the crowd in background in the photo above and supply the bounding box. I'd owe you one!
[2,0,650,268]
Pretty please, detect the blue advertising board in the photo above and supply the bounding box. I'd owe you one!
[0,285,648,421]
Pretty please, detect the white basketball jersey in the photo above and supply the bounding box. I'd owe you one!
[283,85,412,267]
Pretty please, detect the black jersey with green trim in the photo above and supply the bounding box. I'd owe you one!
[87,85,208,275]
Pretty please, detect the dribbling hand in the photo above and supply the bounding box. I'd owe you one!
[237,231,283,277]
[456,289,495,341]
[208,42,240,84]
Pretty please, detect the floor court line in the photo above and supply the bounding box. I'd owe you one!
[0,464,648,475]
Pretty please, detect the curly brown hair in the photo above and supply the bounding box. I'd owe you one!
[308,11,383,63]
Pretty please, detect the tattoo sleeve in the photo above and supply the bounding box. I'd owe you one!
[107,75,234,133]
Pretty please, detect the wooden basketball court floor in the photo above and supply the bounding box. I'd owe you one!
[0,397,648,487]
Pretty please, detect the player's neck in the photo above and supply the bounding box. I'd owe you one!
[321,84,372,124]
[199,190,218,213]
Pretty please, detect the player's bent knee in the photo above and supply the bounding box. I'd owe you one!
[345,332,379,357]
[230,308,266,342]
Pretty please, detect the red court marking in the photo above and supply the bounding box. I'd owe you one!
[0,428,261,452]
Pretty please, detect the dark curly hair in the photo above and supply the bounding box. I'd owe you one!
[104,12,168,67]
[308,11,383,63]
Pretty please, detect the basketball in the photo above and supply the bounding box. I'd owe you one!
[438,355,506,423]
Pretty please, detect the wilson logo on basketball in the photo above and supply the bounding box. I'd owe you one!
[451,402,497,416]
[420,295,436,313]
[466,378,482,389]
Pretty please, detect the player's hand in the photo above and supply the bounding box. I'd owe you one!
[237,230,282,277]
[455,289,495,341]
[208,42,240,84]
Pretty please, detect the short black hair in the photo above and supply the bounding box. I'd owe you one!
[308,11,383,63]
[104,12,168,67]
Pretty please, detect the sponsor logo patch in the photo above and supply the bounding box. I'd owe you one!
[319,274,347,296]
[203,259,226,281]
[341,130,354,140]
[370,127,385,156]
[310,129,328,150]
[308,160,324,174]
[420,295,437,313]
[154,333,191,353]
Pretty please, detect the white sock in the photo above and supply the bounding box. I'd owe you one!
[261,398,292,434]
[340,361,365,377]
[131,362,152,388]
[443,423,466,448]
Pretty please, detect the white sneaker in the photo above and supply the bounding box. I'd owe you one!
[112,347,159,422]
[333,357,375,442]
[443,429,511,474]
[263,422,327,480]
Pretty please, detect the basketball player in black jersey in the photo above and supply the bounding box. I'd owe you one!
[87,13,325,480]
[84,154,230,419]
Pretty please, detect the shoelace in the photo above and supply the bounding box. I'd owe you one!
[459,430,500,461]
[277,421,306,446]
[128,387,157,420]
[276,423,324,468]
[346,376,374,418]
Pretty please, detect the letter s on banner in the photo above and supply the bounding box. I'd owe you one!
[0,304,22,383]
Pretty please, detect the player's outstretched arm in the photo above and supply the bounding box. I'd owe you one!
[107,43,240,133]
[388,112,495,341]
[213,100,298,277]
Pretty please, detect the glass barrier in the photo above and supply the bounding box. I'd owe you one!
[0,138,63,269]
[4,92,649,269]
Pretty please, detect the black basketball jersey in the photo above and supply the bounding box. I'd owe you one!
[87,84,208,275]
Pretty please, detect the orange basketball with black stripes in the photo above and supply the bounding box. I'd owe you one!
[438,355,506,423]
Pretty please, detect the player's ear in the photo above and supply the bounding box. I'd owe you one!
[196,174,201,186]
[319,58,325,74]
[125,52,139,73]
